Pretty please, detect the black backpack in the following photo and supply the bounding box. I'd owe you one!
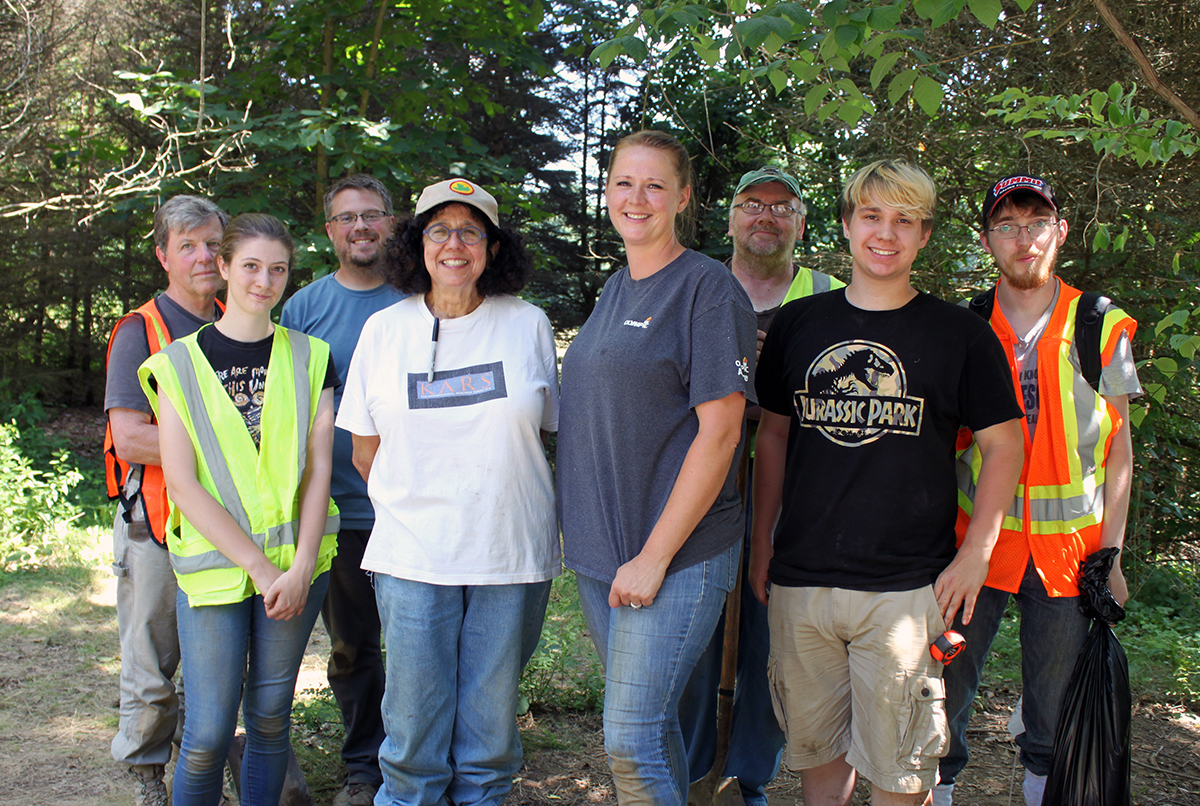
[968,288,1107,392]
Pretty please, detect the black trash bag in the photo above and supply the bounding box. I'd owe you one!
[1078,546,1126,624]
[1042,548,1132,806]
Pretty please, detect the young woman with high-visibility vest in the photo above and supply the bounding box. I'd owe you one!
[138,213,338,806]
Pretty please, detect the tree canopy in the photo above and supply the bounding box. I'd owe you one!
[1,0,1198,556]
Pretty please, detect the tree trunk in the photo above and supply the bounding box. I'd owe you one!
[314,17,335,219]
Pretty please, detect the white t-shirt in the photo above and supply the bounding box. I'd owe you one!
[337,294,561,585]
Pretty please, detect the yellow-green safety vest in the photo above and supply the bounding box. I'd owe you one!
[138,325,339,606]
[781,266,846,306]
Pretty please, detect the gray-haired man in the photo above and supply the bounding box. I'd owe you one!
[105,195,228,805]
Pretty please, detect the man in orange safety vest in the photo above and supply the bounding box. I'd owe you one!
[104,195,227,806]
[936,174,1142,806]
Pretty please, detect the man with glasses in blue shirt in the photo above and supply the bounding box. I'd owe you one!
[935,174,1141,806]
[281,174,404,806]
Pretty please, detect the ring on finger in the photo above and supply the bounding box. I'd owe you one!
[630,602,643,610]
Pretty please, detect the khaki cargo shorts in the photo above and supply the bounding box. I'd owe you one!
[766,585,949,794]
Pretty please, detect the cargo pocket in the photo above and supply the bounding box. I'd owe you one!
[766,654,789,739]
[897,673,947,771]
[112,518,130,578]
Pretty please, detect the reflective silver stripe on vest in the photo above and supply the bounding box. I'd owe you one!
[169,514,341,575]
[1028,484,1104,528]
[813,272,832,295]
[288,330,311,483]
[1070,360,1104,480]
[168,344,256,545]
[958,459,1023,519]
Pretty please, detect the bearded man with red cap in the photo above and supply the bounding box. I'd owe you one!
[935,174,1143,806]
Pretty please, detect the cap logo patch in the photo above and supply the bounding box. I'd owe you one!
[449,180,475,195]
[992,176,1041,194]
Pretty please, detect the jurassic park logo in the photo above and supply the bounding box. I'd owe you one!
[793,340,925,446]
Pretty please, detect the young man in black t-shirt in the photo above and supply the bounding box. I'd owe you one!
[750,160,1025,806]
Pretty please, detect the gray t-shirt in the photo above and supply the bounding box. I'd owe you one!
[104,293,220,498]
[1004,280,1143,439]
[557,249,759,583]
[281,273,406,529]
[104,293,217,415]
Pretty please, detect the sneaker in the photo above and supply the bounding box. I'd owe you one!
[332,781,379,806]
[129,764,170,806]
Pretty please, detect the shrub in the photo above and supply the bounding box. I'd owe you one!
[0,423,91,570]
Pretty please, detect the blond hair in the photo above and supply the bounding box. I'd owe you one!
[841,160,937,231]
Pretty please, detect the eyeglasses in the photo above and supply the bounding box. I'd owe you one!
[423,225,486,245]
[733,201,800,218]
[328,210,390,226]
[988,220,1059,240]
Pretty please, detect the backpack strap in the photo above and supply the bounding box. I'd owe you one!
[968,287,995,320]
[969,285,1107,393]
[1075,291,1105,393]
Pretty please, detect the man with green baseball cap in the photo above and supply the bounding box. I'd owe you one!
[678,165,844,806]
[727,166,844,357]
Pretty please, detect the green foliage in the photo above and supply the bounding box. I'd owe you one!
[0,424,89,571]
[289,687,348,798]
[981,559,1200,704]
[520,572,606,712]
[590,0,987,118]
[0,392,109,571]
[990,83,1200,169]
[1125,558,1200,702]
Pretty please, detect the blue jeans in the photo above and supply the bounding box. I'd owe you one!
[373,575,552,806]
[578,541,739,806]
[678,561,783,806]
[939,559,1089,784]
[173,572,329,806]
[678,471,783,806]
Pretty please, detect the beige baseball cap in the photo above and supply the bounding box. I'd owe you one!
[414,179,499,226]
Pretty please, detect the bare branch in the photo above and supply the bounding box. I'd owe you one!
[1091,0,1200,131]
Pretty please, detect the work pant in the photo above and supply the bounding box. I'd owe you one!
[110,501,182,768]
[321,527,386,787]
[940,559,1090,784]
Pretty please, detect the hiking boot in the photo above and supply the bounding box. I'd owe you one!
[129,764,170,806]
[332,781,379,806]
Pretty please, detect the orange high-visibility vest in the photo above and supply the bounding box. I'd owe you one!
[955,280,1136,597]
[104,297,223,545]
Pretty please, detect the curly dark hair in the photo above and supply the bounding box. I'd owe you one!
[383,202,531,297]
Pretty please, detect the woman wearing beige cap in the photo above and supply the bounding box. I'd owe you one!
[337,178,560,806]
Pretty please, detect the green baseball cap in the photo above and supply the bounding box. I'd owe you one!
[733,167,803,199]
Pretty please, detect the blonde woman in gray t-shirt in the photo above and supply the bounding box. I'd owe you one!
[557,130,758,805]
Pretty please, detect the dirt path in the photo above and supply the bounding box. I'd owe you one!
[2,547,1198,806]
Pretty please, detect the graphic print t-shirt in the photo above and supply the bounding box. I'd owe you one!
[197,326,336,448]
[335,294,561,585]
[756,289,1021,592]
